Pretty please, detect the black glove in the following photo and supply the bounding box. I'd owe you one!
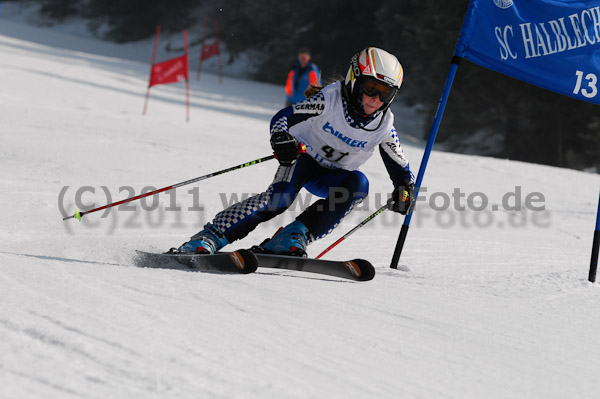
[387,182,416,215]
[271,131,300,166]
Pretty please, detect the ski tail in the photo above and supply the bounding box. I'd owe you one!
[135,250,258,274]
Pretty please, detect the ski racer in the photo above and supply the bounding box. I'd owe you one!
[172,47,416,256]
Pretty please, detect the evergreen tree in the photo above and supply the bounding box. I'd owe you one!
[39,0,80,22]
[84,0,199,42]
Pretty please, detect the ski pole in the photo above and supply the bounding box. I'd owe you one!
[62,154,276,221]
[316,205,388,259]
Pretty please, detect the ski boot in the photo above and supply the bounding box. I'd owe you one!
[255,220,312,257]
[168,223,229,254]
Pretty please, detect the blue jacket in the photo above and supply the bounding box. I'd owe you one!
[285,61,320,104]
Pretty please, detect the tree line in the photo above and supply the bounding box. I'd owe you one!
[8,0,599,172]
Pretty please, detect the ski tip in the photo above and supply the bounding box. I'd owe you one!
[230,249,258,274]
[343,259,375,281]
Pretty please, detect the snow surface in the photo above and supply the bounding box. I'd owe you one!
[1,16,600,399]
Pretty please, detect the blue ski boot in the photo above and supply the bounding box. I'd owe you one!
[259,220,312,257]
[175,223,229,254]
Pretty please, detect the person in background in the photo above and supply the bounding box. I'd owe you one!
[285,48,320,106]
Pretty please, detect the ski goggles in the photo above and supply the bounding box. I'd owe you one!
[359,78,397,103]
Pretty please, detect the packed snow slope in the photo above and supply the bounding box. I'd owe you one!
[1,19,600,399]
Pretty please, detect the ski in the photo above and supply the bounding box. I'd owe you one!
[133,250,374,281]
[254,254,375,281]
[134,250,258,274]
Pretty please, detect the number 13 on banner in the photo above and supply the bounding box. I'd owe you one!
[573,70,598,99]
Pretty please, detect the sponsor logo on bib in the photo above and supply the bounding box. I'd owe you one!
[322,122,367,148]
[294,102,325,112]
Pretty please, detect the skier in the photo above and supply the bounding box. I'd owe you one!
[173,47,416,256]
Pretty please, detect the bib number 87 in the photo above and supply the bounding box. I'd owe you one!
[573,70,598,98]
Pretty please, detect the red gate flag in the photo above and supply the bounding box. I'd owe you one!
[143,26,191,121]
[149,54,189,87]
[201,40,220,61]
[197,17,223,83]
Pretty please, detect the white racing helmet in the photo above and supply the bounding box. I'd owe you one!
[343,47,404,118]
